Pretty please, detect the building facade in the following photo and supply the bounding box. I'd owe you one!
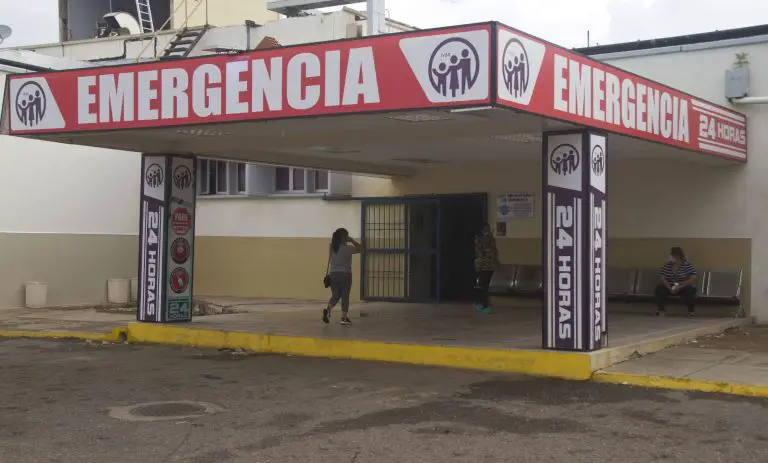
[1,5,766,323]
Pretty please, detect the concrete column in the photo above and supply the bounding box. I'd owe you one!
[137,154,197,323]
[542,130,607,351]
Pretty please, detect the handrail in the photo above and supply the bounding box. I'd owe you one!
[135,0,207,62]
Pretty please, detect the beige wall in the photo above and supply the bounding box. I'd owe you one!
[0,233,138,308]
[194,236,362,301]
[173,0,279,28]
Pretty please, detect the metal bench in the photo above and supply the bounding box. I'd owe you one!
[606,267,637,299]
[488,264,517,295]
[631,267,660,298]
[700,269,744,317]
[512,264,543,296]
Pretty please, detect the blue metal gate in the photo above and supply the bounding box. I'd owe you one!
[360,198,439,302]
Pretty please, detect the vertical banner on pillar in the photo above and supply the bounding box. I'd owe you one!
[166,157,196,322]
[138,155,169,323]
[543,130,607,351]
[587,134,607,350]
[543,133,584,351]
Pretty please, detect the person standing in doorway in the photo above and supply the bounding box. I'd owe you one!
[655,247,698,317]
[474,223,499,314]
[323,228,362,326]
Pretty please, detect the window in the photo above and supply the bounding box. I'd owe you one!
[276,167,306,192]
[237,163,246,193]
[216,161,228,193]
[314,170,329,191]
[199,160,209,194]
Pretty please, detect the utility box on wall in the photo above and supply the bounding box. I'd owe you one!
[725,67,750,99]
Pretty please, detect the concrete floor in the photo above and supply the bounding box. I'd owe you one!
[187,299,744,351]
[605,326,768,387]
[1,338,767,463]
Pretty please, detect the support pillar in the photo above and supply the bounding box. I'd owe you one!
[543,130,607,351]
[137,154,196,323]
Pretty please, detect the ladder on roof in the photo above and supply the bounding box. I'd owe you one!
[161,26,208,60]
[135,0,155,34]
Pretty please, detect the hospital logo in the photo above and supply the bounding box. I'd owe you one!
[145,163,164,188]
[591,145,605,176]
[428,37,480,99]
[171,238,190,264]
[173,165,192,190]
[169,267,190,294]
[15,81,47,127]
[550,144,580,176]
[502,39,529,100]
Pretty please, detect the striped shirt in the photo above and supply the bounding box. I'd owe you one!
[660,260,697,284]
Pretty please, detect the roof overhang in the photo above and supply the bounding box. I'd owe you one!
[1,22,748,176]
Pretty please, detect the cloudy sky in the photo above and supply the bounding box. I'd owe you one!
[1,0,767,48]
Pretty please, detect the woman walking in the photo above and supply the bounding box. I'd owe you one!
[474,223,499,314]
[323,228,362,325]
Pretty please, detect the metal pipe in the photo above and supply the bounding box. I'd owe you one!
[731,96,768,105]
[0,58,51,73]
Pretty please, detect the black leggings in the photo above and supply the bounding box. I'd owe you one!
[655,284,696,313]
[328,272,353,314]
[475,271,494,307]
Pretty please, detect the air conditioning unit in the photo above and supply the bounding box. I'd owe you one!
[96,12,142,38]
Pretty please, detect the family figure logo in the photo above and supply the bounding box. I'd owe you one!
[15,81,47,127]
[145,164,164,188]
[502,39,529,100]
[591,145,605,176]
[550,144,580,176]
[173,165,192,190]
[428,37,480,98]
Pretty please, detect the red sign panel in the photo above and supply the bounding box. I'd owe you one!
[5,23,747,161]
[171,207,192,235]
[496,25,747,161]
[6,24,492,134]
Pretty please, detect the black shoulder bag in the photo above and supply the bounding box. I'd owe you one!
[323,250,332,288]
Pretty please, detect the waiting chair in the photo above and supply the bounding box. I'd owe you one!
[489,264,516,294]
[702,269,744,317]
[513,265,543,294]
[606,267,637,298]
[632,268,660,298]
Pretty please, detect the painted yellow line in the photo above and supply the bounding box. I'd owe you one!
[126,323,593,380]
[593,371,768,398]
[0,328,127,343]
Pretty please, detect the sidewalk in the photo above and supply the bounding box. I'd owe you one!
[0,303,765,398]
[595,325,768,397]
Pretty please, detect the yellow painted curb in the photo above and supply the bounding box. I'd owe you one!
[0,328,127,343]
[126,323,593,380]
[593,371,768,398]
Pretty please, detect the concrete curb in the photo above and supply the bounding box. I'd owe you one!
[0,328,128,343]
[125,323,594,380]
[592,371,768,398]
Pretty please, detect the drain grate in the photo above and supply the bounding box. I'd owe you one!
[131,402,207,418]
[109,401,225,422]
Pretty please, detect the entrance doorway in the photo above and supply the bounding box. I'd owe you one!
[360,194,486,303]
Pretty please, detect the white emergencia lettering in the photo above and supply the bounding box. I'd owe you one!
[99,73,135,122]
[137,70,160,121]
[287,52,321,110]
[192,64,223,118]
[161,68,189,120]
[78,76,98,124]
[553,54,691,143]
[342,46,380,106]
[252,57,283,112]
[76,46,381,125]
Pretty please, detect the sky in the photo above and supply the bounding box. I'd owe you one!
[0,0,767,49]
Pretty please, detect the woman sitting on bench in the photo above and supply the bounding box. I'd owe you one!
[655,247,698,317]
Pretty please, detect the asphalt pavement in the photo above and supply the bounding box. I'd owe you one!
[0,338,766,463]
